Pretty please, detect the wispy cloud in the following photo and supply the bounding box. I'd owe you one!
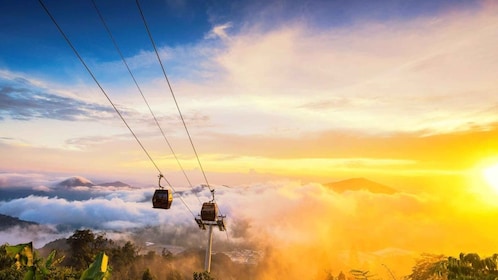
[0,74,115,122]
[205,23,232,40]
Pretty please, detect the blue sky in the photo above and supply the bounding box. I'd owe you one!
[2,0,477,76]
[1,0,497,186]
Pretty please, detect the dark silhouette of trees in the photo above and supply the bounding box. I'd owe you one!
[408,252,498,280]
[408,253,447,280]
[66,229,98,270]
[446,253,498,279]
[142,268,155,280]
[108,241,139,278]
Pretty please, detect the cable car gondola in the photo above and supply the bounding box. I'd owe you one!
[152,174,173,209]
[200,202,218,221]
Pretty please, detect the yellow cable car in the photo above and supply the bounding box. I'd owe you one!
[152,174,173,209]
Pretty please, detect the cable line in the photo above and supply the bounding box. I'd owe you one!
[38,0,196,218]
[135,0,213,195]
[91,0,202,205]
[135,0,229,242]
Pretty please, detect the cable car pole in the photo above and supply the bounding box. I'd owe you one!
[195,189,226,274]
[204,224,214,272]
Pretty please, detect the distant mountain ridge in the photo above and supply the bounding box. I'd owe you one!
[0,214,38,231]
[55,176,130,188]
[98,181,130,188]
[325,178,396,194]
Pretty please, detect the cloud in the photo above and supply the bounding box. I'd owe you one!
[0,172,54,188]
[2,173,498,277]
[0,225,67,249]
[205,23,232,40]
[149,1,497,139]
[0,74,115,122]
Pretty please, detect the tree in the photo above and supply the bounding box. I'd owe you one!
[407,253,447,280]
[67,229,96,270]
[108,241,137,273]
[408,252,498,280]
[142,268,155,280]
[446,253,498,280]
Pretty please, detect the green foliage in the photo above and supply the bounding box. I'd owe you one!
[2,242,74,280]
[1,229,251,280]
[79,251,111,280]
[0,244,23,279]
[5,242,34,269]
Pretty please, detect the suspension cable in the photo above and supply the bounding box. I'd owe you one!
[91,0,202,205]
[135,1,228,227]
[38,0,196,218]
[135,0,213,193]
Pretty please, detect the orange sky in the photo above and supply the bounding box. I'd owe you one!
[1,1,498,277]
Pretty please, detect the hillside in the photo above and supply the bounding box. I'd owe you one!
[0,213,38,230]
[325,178,396,194]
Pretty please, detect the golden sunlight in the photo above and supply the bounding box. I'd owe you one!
[483,163,498,193]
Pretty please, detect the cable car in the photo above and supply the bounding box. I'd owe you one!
[201,202,218,221]
[152,189,172,209]
[152,174,173,209]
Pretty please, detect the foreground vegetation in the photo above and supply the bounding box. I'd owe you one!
[0,229,250,279]
[2,229,498,279]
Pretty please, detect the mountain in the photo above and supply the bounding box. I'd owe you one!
[98,181,130,188]
[38,238,69,256]
[325,178,396,194]
[56,176,94,188]
[0,214,38,230]
[55,176,131,189]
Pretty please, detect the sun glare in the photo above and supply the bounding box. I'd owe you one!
[483,163,498,193]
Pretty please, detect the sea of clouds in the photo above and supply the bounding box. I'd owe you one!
[1,172,498,277]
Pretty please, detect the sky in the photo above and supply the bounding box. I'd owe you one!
[1,0,498,277]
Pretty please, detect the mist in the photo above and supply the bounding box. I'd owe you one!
[1,173,497,278]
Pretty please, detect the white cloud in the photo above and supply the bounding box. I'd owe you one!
[0,225,67,249]
[145,3,498,136]
[0,172,54,188]
[205,23,233,40]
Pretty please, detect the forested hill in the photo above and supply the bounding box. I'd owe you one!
[0,214,38,230]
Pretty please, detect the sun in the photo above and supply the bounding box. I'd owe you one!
[483,163,498,193]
